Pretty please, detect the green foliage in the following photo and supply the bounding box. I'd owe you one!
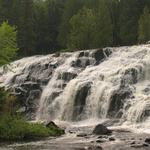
[0,116,64,141]
[17,0,35,56]
[0,22,18,66]
[0,0,150,56]
[0,88,19,116]
[0,88,6,111]
[119,0,149,45]
[34,0,63,54]
[0,88,64,141]
[138,6,150,43]
[67,7,96,50]
[58,0,84,48]
[94,0,113,48]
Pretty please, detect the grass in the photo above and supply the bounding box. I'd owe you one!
[0,116,65,141]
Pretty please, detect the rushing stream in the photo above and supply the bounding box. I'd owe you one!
[0,44,150,149]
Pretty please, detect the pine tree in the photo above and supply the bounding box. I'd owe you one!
[58,0,84,48]
[34,0,63,54]
[67,7,96,50]
[0,22,18,66]
[119,0,148,45]
[94,0,113,48]
[17,0,35,56]
[107,0,120,46]
[138,6,150,43]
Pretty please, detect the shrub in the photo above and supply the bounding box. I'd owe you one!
[0,116,64,141]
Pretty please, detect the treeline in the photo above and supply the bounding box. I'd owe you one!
[0,0,150,57]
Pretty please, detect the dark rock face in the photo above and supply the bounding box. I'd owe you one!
[12,82,42,119]
[72,82,91,121]
[71,58,91,68]
[93,124,111,135]
[26,90,41,111]
[122,67,143,85]
[92,49,105,64]
[92,48,112,65]
[58,72,77,82]
[107,87,132,118]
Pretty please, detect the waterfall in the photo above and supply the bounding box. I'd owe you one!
[0,44,150,127]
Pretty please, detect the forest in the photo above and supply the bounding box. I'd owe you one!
[0,0,150,59]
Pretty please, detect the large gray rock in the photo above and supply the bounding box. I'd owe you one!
[93,124,111,135]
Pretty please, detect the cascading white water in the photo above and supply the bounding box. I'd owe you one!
[0,44,150,128]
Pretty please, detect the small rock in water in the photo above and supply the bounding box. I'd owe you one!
[130,141,136,145]
[87,146,103,150]
[93,124,111,135]
[145,138,150,144]
[109,137,115,141]
[77,133,88,137]
[68,130,74,134]
[96,139,105,143]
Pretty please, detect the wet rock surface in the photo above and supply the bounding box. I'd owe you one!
[93,124,111,135]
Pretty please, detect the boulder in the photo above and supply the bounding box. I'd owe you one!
[92,48,112,65]
[93,124,111,135]
[45,121,59,128]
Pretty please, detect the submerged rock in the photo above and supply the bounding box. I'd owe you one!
[93,124,111,135]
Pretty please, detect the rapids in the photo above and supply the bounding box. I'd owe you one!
[0,44,150,130]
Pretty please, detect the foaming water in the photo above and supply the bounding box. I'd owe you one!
[0,44,150,131]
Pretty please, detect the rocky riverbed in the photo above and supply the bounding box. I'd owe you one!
[1,122,150,150]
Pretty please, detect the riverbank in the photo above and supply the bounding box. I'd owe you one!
[0,116,65,142]
[1,123,150,150]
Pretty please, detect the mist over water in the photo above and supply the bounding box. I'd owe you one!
[0,44,150,130]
